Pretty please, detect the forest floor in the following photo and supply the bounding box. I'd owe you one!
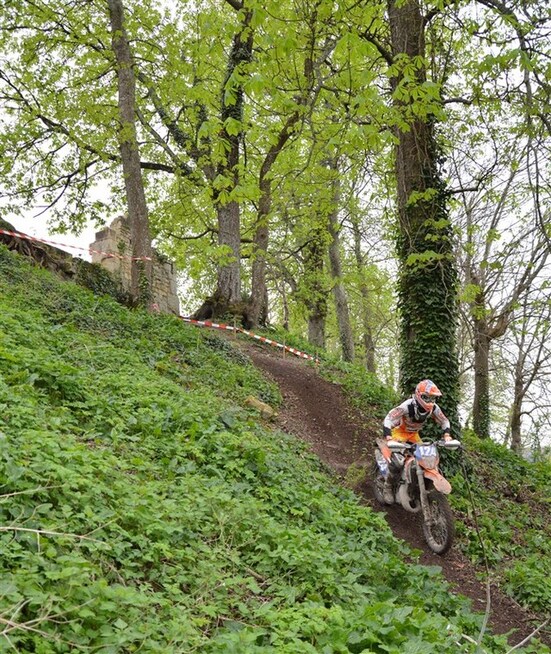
[237,339,548,647]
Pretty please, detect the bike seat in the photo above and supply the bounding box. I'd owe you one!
[386,440,411,452]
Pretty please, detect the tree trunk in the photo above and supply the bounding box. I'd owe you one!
[249,105,307,326]
[509,352,525,452]
[361,294,376,373]
[107,0,152,305]
[215,200,241,305]
[472,320,491,437]
[249,191,270,327]
[248,25,322,327]
[279,281,290,331]
[387,0,460,430]
[509,395,523,453]
[327,168,354,362]
[469,278,506,439]
[352,219,376,372]
[308,312,326,349]
[331,274,355,362]
[467,244,546,439]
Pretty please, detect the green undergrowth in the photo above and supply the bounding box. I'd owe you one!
[317,359,398,417]
[448,432,551,616]
[0,246,547,653]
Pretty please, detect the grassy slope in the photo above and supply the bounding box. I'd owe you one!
[0,246,547,653]
[450,433,551,614]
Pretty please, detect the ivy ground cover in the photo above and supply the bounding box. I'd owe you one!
[0,246,547,653]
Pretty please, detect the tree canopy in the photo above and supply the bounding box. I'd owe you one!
[0,0,550,453]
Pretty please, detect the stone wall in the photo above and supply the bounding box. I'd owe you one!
[90,216,180,315]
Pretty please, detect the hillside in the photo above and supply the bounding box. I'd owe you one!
[0,244,548,653]
[245,345,551,646]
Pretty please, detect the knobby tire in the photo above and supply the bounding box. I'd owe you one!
[422,491,455,555]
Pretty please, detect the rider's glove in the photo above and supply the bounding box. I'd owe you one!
[443,433,452,442]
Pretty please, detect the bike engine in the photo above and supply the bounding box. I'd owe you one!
[389,452,405,474]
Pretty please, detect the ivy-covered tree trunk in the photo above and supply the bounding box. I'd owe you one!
[304,232,328,349]
[107,0,152,305]
[308,306,326,349]
[387,0,460,430]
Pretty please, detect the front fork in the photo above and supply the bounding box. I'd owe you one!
[416,464,433,526]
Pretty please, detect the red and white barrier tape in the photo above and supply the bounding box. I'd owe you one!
[181,317,319,363]
[180,317,236,333]
[0,228,153,261]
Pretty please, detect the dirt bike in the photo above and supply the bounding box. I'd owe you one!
[373,438,462,555]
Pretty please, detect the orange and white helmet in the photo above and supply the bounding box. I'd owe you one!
[415,379,442,412]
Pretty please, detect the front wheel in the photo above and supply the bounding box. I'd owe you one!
[422,492,455,555]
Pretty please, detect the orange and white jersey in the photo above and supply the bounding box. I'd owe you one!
[383,397,450,440]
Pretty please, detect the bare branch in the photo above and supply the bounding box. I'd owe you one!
[165,228,217,241]
[505,619,550,653]
[0,526,105,544]
[358,29,393,67]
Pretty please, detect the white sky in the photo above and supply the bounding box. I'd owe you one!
[7,212,98,262]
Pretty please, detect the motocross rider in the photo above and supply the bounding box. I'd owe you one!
[381,379,452,504]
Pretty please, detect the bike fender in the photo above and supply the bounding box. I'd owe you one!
[423,469,452,494]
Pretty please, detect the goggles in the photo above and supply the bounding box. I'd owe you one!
[420,393,439,403]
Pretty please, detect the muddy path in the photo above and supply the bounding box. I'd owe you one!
[242,342,547,647]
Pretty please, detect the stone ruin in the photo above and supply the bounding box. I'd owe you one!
[0,216,180,315]
[90,216,180,315]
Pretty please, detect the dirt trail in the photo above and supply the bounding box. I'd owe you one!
[242,341,547,647]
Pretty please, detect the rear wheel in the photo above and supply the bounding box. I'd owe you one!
[422,492,455,555]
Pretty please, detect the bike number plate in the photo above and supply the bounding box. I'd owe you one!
[415,444,437,459]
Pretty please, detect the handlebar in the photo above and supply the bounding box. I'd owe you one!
[438,439,462,450]
[386,439,462,452]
